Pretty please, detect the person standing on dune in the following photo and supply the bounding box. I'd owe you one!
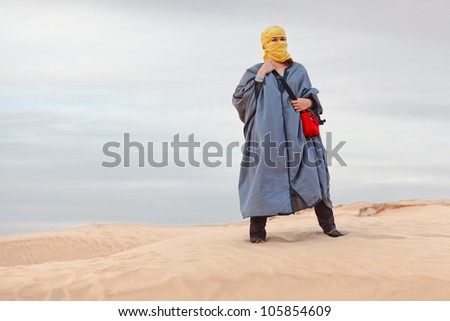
[232,25,343,243]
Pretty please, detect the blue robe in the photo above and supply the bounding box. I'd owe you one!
[232,62,332,218]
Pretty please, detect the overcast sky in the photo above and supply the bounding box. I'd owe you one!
[1,0,449,236]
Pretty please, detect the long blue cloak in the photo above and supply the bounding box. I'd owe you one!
[232,62,332,218]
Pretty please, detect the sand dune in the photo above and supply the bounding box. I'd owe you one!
[1,199,450,300]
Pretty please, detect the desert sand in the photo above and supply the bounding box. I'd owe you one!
[1,199,450,301]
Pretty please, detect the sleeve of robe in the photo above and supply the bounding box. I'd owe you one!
[299,67,324,115]
[231,64,262,124]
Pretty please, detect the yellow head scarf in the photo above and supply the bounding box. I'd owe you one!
[261,25,291,62]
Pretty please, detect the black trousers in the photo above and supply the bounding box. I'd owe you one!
[249,200,337,238]
[313,200,337,233]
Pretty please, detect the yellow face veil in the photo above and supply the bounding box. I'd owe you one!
[261,25,291,62]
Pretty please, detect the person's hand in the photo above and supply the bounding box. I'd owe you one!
[256,59,276,78]
[290,98,313,112]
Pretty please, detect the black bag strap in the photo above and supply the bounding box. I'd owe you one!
[271,70,326,125]
[271,70,297,100]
